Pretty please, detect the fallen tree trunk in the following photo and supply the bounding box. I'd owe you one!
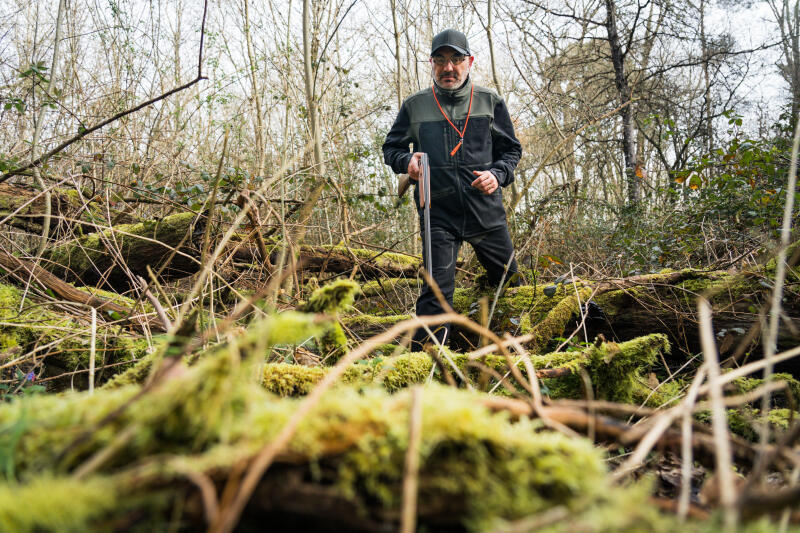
[0,343,656,533]
[451,269,800,363]
[259,334,671,404]
[0,251,166,333]
[231,243,422,280]
[0,182,136,233]
[0,282,154,388]
[43,211,206,290]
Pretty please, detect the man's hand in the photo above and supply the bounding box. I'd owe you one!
[471,170,498,194]
[407,152,424,181]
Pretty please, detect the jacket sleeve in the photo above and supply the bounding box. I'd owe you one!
[489,98,522,187]
[382,102,414,175]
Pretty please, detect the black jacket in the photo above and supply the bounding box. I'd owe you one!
[382,79,522,237]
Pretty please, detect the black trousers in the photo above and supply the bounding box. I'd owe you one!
[411,225,518,351]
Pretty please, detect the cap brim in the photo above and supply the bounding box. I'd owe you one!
[431,44,470,56]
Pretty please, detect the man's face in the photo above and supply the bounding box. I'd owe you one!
[431,46,474,90]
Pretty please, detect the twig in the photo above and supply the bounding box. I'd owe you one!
[185,470,220,526]
[699,298,737,530]
[487,250,514,326]
[72,424,137,480]
[137,275,172,331]
[424,343,457,387]
[400,386,423,533]
[29,0,66,257]
[759,107,800,453]
[0,0,210,183]
[89,307,96,395]
[487,506,569,533]
[570,263,589,344]
[779,467,799,532]
[679,366,707,521]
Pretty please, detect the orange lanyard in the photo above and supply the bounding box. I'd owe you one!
[432,83,474,156]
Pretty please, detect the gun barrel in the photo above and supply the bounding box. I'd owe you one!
[420,153,432,275]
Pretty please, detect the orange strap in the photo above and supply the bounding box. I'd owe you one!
[432,83,474,156]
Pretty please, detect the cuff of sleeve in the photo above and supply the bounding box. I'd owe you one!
[397,153,413,175]
[490,168,507,187]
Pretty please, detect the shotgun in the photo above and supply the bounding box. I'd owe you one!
[419,153,432,275]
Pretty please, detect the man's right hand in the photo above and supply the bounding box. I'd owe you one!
[407,152,424,181]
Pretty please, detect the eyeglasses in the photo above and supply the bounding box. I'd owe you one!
[430,54,468,66]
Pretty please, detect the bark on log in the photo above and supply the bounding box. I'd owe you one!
[0,250,166,333]
[0,182,136,233]
[451,269,800,365]
[231,244,421,280]
[43,211,206,290]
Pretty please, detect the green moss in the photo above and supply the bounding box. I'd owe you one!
[359,278,421,297]
[261,335,670,403]
[102,349,159,389]
[262,363,328,396]
[243,385,609,525]
[341,314,410,339]
[0,284,154,388]
[45,211,197,276]
[298,281,361,363]
[695,406,798,442]
[643,379,686,408]
[731,372,800,408]
[452,283,593,351]
[315,244,420,269]
[317,322,348,363]
[727,408,760,441]
[527,287,593,351]
[0,342,617,532]
[0,476,118,533]
[766,408,794,430]
[10,332,793,532]
[766,240,800,282]
[2,346,264,475]
[300,279,360,314]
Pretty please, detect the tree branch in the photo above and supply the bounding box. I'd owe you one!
[0,0,209,184]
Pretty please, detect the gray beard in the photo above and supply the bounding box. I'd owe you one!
[433,73,470,91]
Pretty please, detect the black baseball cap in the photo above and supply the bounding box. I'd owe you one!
[431,29,470,56]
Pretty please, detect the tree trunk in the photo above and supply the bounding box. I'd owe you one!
[43,211,206,290]
[0,183,136,234]
[604,0,638,206]
[293,0,327,245]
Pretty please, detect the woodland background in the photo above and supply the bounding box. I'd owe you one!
[1,0,797,274]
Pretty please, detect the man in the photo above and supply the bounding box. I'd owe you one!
[382,28,522,350]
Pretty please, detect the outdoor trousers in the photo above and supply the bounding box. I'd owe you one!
[411,224,519,351]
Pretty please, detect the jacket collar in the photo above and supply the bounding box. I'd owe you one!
[433,75,472,102]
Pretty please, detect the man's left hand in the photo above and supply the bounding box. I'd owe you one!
[471,170,498,194]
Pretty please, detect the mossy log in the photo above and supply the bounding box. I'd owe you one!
[355,277,422,314]
[43,211,206,290]
[298,245,421,279]
[1,333,791,532]
[0,283,154,388]
[261,334,671,404]
[0,182,136,234]
[232,244,421,280]
[0,341,652,533]
[0,252,165,333]
[450,269,800,364]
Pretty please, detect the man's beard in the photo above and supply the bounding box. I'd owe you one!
[434,72,469,90]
